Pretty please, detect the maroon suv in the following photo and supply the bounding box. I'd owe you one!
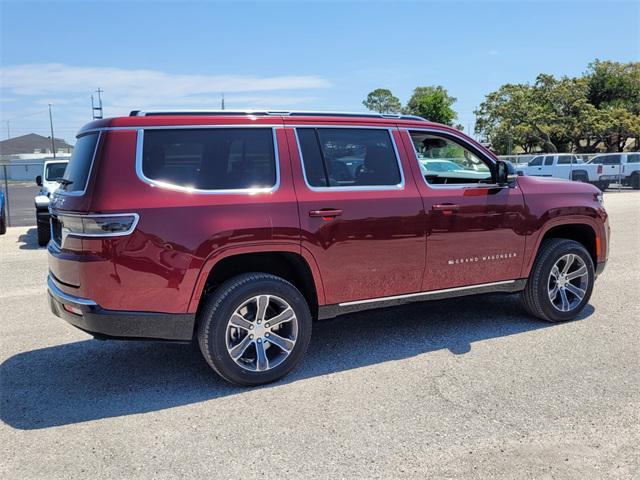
[47,110,609,385]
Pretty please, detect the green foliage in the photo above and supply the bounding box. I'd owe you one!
[362,88,402,114]
[475,60,640,154]
[404,86,457,125]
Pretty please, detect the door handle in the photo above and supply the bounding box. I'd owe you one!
[432,203,459,211]
[309,208,343,219]
[432,204,459,215]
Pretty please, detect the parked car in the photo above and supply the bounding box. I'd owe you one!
[0,190,6,235]
[516,154,603,186]
[419,159,491,182]
[34,159,69,246]
[587,152,640,190]
[47,110,610,386]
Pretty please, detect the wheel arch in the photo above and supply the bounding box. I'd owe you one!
[524,219,600,277]
[189,246,325,319]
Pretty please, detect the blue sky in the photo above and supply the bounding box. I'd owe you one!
[1,0,638,143]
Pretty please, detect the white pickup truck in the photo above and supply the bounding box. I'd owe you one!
[34,159,69,246]
[516,154,602,185]
[588,152,640,190]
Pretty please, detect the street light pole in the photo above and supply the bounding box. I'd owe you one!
[48,103,56,158]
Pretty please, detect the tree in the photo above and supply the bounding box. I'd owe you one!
[474,60,640,154]
[362,88,402,114]
[404,86,457,125]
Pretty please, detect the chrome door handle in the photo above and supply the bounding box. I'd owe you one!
[432,204,459,212]
[309,209,343,218]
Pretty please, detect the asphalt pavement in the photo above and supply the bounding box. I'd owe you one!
[1,182,40,227]
[1,192,639,479]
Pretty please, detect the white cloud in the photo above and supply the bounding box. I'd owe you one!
[0,63,330,97]
[0,64,331,139]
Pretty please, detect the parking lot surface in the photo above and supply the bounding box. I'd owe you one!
[1,192,639,479]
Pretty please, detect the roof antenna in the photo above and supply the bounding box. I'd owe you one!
[221,93,225,110]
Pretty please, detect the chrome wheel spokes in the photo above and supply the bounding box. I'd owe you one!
[225,295,298,372]
[548,254,589,312]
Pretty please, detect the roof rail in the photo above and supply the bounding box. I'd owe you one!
[129,109,428,122]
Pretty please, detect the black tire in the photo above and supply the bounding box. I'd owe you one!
[0,217,6,235]
[521,239,595,322]
[631,173,640,190]
[572,172,588,183]
[36,222,50,246]
[197,273,312,386]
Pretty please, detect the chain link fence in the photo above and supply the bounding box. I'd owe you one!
[1,162,43,228]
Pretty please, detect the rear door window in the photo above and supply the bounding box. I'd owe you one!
[626,154,639,163]
[296,128,401,188]
[141,128,277,190]
[60,133,99,192]
[544,156,554,165]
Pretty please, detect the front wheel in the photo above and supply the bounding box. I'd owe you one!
[521,239,595,322]
[197,273,312,386]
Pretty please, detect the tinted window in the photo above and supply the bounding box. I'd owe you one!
[528,156,543,166]
[557,155,576,165]
[544,156,554,165]
[603,155,622,165]
[61,133,99,192]
[627,154,640,163]
[410,131,492,185]
[297,128,401,187]
[142,128,276,190]
[45,162,67,180]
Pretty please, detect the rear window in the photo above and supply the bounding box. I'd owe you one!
[61,133,99,192]
[141,128,276,190]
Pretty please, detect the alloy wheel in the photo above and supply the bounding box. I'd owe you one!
[225,295,298,372]
[548,253,589,312]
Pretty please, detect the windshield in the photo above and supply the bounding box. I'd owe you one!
[44,162,67,181]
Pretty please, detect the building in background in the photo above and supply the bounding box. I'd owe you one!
[0,134,73,180]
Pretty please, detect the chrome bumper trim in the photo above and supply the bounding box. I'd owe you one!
[47,275,97,307]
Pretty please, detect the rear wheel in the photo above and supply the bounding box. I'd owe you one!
[572,172,588,183]
[521,239,594,322]
[36,221,50,246]
[631,173,640,190]
[197,273,312,386]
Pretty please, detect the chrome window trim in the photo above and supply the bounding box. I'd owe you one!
[404,128,503,190]
[135,127,281,195]
[293,126,405,192]
[54,131,102,197]
[339,280,516,307]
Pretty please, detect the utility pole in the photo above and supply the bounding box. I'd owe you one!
[92,88,104,119]
[48,103,56,159]
[221,93,225,110]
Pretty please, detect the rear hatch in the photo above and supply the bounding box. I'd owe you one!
[49,132,101,286]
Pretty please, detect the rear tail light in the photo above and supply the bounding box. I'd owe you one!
[597,165,603,174]
[55,213,139,246]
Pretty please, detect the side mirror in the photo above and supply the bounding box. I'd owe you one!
[35,175,42,186]
[496,160,517,186]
